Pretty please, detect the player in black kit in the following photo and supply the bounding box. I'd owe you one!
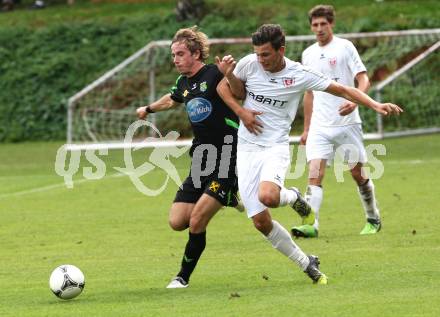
[137,26,244,288]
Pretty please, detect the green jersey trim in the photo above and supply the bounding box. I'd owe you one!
[225,118,239,129]
[170,74,183,93]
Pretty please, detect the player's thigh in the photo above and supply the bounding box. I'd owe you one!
[258,144,289,206]
[306,127,334,162]
[334,124,367,164]
[189,193,223,233]
[260,144,290,187]
[170,176,203,231]
[236,147,267,218]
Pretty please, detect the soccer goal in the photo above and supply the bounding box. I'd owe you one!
[67,29,440,149]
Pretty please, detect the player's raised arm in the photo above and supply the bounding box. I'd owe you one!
[217,78,263,135]
[136,93,180,119]
[215,55,246,100]
[326,81,403,116]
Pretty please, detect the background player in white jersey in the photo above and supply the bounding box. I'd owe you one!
[217,24,402,285]
[291,5,382,238]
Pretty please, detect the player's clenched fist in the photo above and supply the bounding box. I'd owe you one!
[136,106,148,119]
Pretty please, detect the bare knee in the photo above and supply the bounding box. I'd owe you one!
[168,203,193,231]
[258,192,279,208]
[252,213,272,236]
[168,217,188,231]
[168,208,189,231]
[258,183,280,208]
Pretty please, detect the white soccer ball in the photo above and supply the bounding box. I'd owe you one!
[49,264,85,300]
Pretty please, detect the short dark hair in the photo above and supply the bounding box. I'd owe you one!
[308,5,335,24]
[251,24,285,50]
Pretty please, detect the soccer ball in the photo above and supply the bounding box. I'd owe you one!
[49,264,85,300]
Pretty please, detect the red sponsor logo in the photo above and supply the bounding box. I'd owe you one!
[329,57,337,66]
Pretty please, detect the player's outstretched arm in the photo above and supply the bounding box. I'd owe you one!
[338,72,370,116]
[136,94,180,119]
[217,78,263,135]
[326,81,403,116]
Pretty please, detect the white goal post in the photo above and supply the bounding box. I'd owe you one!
[67,28,440,150]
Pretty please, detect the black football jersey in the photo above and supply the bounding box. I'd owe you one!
[169,64,238,153]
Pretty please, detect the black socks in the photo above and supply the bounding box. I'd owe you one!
[177,231,206,283]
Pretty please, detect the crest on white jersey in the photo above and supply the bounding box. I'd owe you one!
[329,57,337,66]
[283,77,295,87]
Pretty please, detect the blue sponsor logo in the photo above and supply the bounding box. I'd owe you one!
[186,98,212,122]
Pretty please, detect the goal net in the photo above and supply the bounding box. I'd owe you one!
[67,29,440,147]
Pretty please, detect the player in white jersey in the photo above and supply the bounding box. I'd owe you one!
[216,24,402,285]
[292,5,382,238]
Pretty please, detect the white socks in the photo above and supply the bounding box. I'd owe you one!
[358,179,380,220]
[279,187,298,206]
[266,220,309,270]
[305,185,323,230]
[301,180,379,231]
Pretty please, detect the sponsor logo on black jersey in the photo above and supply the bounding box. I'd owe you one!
[200,81,207,92]
[186,97,213,122]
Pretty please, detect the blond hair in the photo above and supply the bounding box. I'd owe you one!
[172,26,209,61]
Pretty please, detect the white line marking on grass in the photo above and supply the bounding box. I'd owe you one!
[0,166,188,199]
[0,172,124,199]
[384,159,439,165]
[1,159,433,200]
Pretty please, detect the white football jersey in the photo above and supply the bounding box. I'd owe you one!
[234,54,331,146]
[302,36,367,127]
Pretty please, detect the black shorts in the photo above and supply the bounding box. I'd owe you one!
[174,173,239,207]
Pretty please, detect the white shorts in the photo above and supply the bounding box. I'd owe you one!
[306,124,367,164]
[237,143,290,218]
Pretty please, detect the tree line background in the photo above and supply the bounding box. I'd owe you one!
[0,0,439,142]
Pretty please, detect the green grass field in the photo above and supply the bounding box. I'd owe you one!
[1,134,440,316]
